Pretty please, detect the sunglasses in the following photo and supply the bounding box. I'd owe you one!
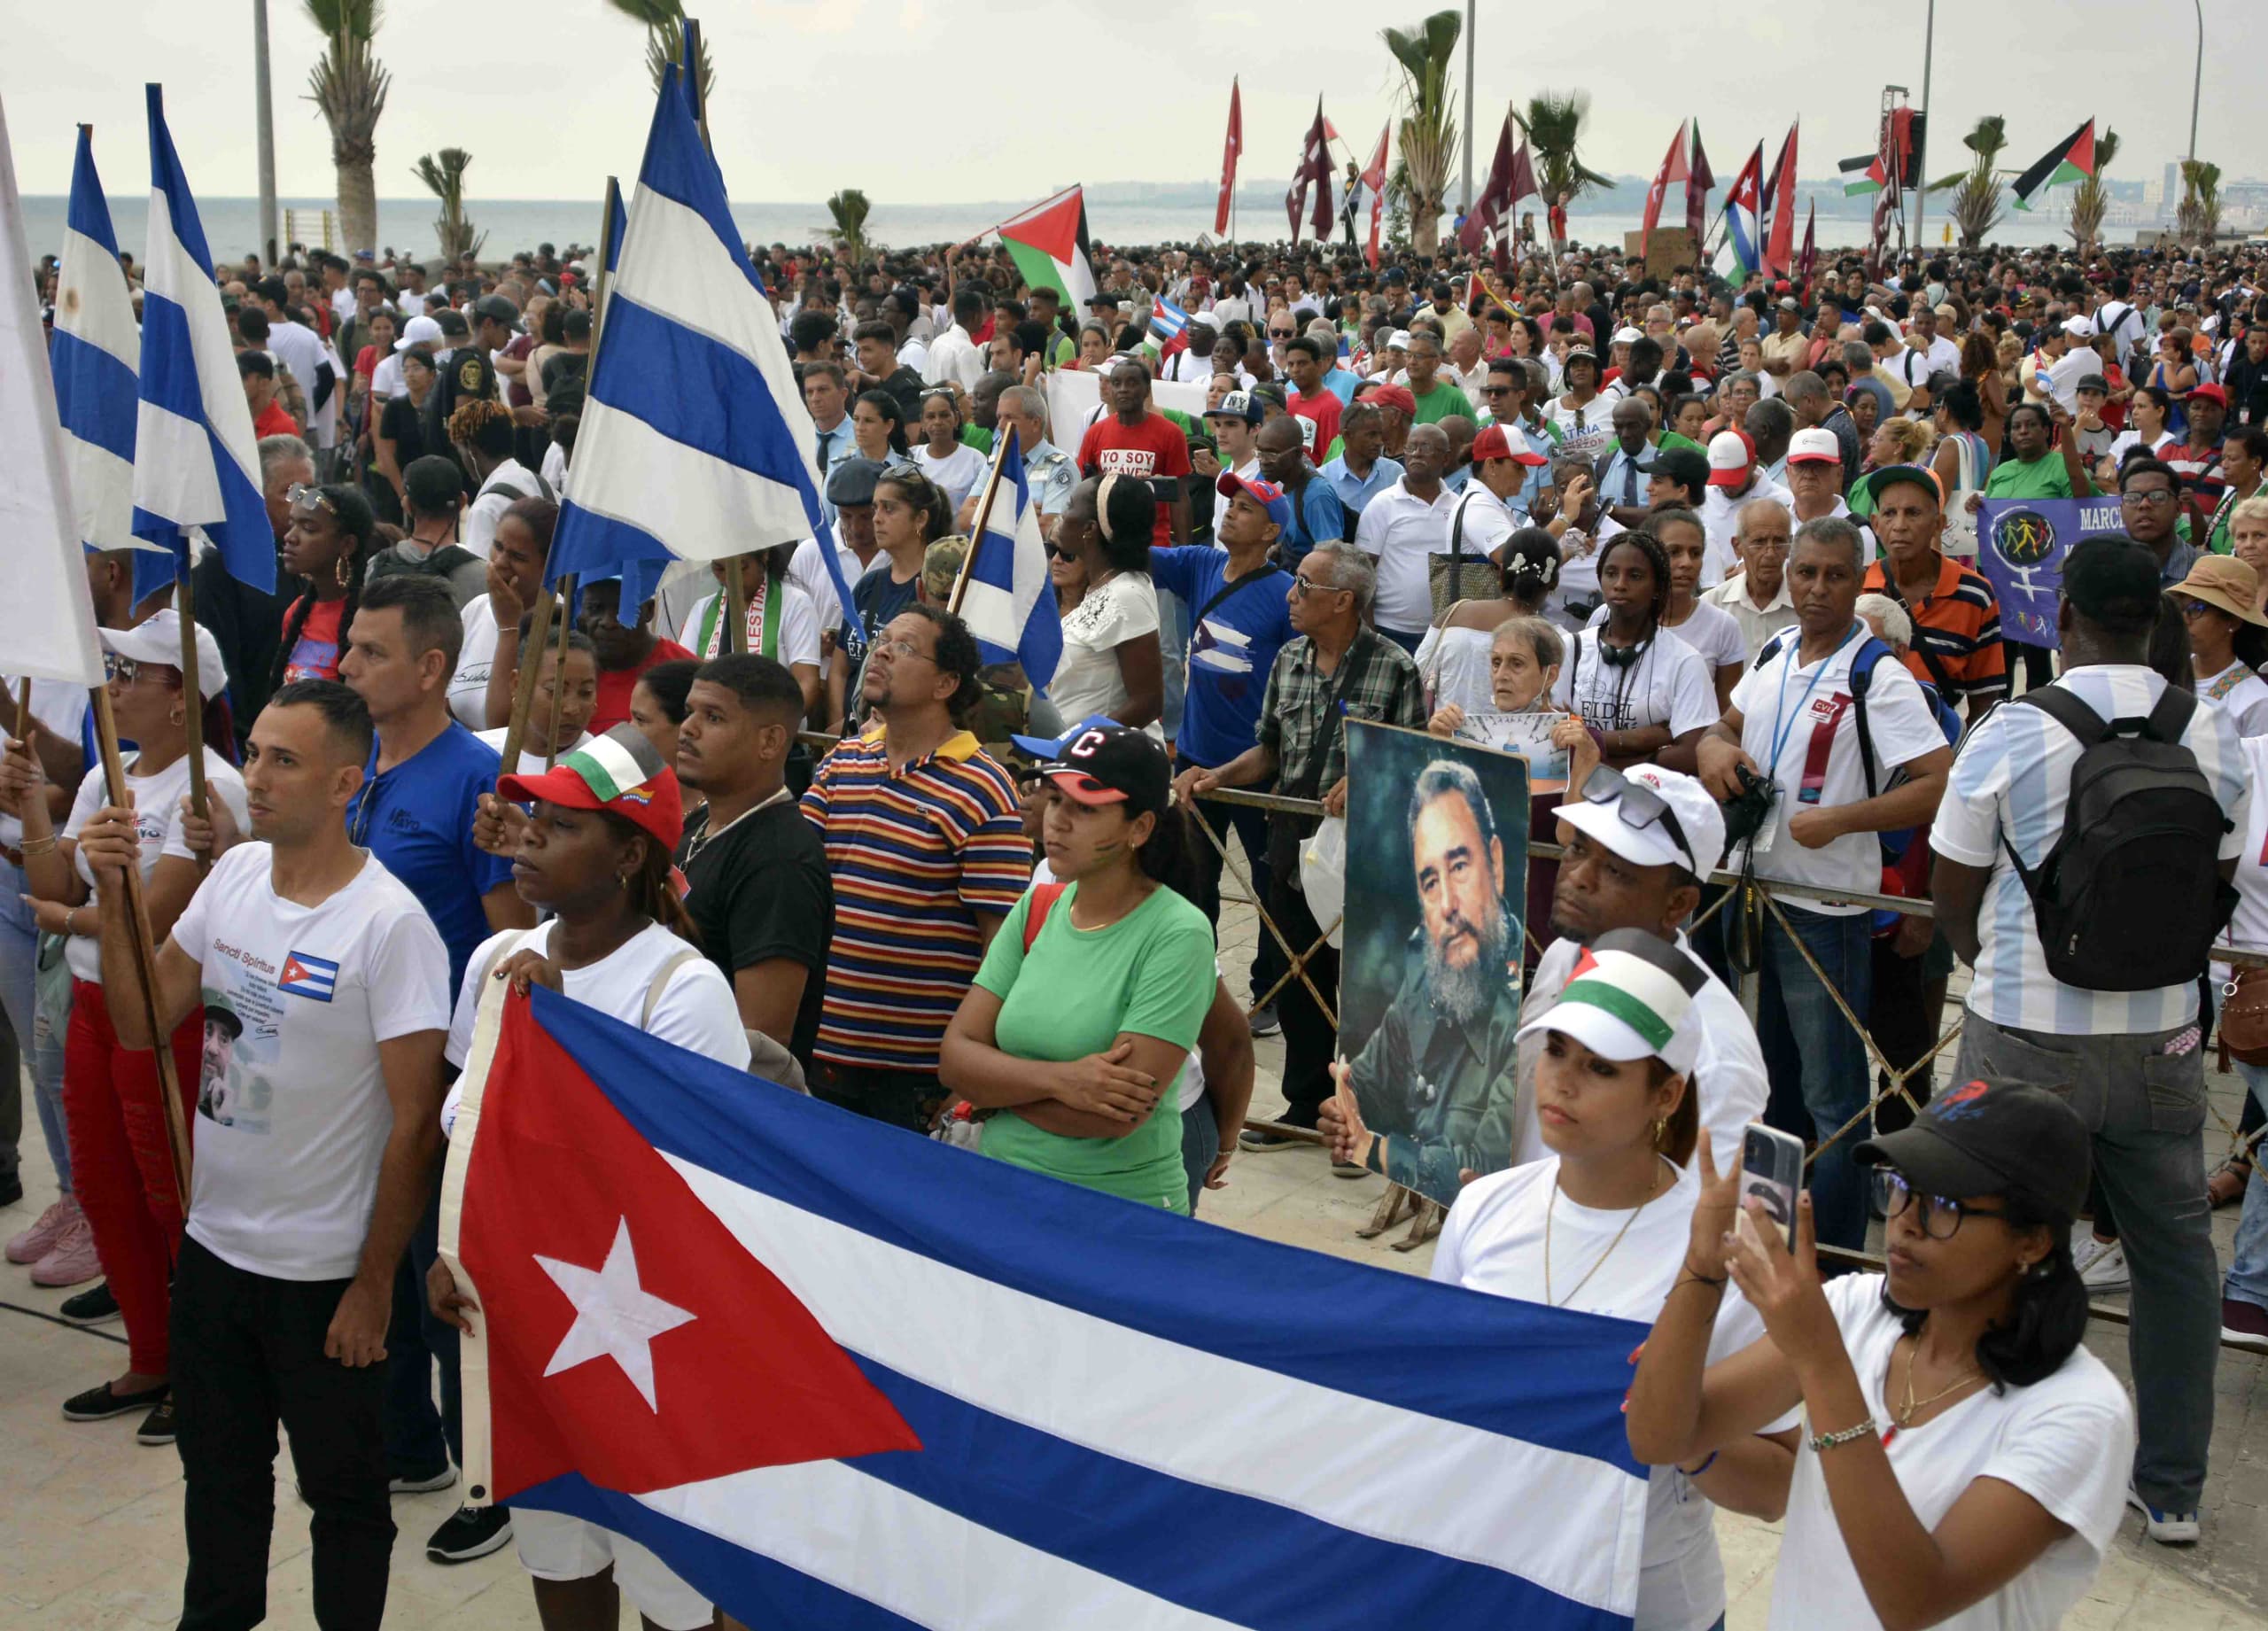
[285,483,336,516]
[102,652,179,687]
[1883,1173,2008,1239]
[1581,765,1697,873]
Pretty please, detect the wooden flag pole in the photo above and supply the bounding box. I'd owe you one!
[495,586,556,788]
[948,429,1017,617]
[545,574,574,770]
[12,680,29,743]
[173,543,213,873]
[91,686,192,1210]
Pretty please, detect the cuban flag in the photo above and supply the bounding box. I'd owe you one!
[1142,294,1190,361]
[277,951,340,1003]
[53,126,146,559]
[441,984,1654,1630]
[1712,143,1765,283]
[129,85,271,593]
[546,65,850,631]
[957,430,1060,687]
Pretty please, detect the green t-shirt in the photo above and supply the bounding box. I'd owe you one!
[1410,381,1473,426]
[1983,453,2085,501]
[975,880,1216,1214]
[960,424,995,456]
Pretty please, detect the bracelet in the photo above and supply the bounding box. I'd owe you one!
[1808,1420,1878,1454]
[1678,1451,1719,1477]
[1680,1258,1728,1285]
[19,835,54,858]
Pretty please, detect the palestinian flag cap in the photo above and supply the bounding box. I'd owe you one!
[500,724,685,850]
[1516,928,1705,1075]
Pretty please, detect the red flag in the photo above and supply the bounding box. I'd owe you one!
[1459,118,1518,253]
[1641,120,1689,259]
[1798,200,1817,301]
[1765,121,1799,276]
[1215,80,1242,236]
[1507,142,1539,211]
[1285,101,1333,245]
[1361,125,1391,268]
[1686,125,1714,248]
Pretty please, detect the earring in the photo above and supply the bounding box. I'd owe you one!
[617,872,632,889]
[1653,1116,1668,1146]
[335,554,352,588]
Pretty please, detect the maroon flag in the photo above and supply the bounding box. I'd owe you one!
[1215,80,1241,236]
[1798,200,1817,299]
[1459,117,1517,253]
[1507,141,1539,214]
[1765,121,1799,276]
[1360,124,1391,268]
[1686,124,1713,248]
[1640,120,1689,259]
[1285,102,1333,245]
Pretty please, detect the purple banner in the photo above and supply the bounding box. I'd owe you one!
[1977,495,2126,649]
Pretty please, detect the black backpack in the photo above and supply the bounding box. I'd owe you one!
[1998,686,2235,991]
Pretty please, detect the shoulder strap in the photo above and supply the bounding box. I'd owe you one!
[1448,489,1471,579]
[641,945,704,1029]
[2015,683,2110,749]
[1023,882,1070,952]
[1847,637,1888,799]
[1192,561,1282,628]
[2143,685,2197,746]
[1753,631,1786,671]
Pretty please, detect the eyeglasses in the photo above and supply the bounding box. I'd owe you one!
[2122,488,2179,507]
[1581,765,1697,872]
[1883,1173,2009,1239]
[285,483,336,516]
[2177,598,2220,620]
[871,636,937,664]
[1288,576,1349,600]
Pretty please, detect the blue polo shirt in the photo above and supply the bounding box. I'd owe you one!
[345,720,515,995]
[1321,365,1363,405]
[1149,547,1295,768]
[1277,477,1349,565]
[1319,453,1404,520]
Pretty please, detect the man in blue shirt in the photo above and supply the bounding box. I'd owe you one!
[1309,316,1363,405]
[1319,400,1404,523]
[1256,416,1348,564]
[337,573,530,1565]
[1153,473,1297,1031]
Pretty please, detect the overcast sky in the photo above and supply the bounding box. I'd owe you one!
[1,0,2241,200]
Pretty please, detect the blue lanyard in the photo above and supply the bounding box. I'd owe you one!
[1766,623,1860,779]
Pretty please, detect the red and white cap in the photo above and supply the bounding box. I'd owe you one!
[1786,428,1841,466]
[1706,429,1756,487]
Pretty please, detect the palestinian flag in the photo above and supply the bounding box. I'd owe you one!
[1839,152,1885,198]
[2012,120,2095,211]
[998,186,1098,310]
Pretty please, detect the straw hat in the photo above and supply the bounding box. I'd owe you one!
[2171,555,2268,626]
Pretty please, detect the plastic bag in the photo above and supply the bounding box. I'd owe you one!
[1301,816,1348,950]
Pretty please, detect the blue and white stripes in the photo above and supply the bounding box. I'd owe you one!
[129,85,271,591]
[52,126,142,557]
[960,431,1061,687]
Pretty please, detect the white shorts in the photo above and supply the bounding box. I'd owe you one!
[512,1507,712,1630]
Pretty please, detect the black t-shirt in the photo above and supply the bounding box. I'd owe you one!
[540,351,587,400]
[378,392,424,465]
[422,345,498,457]
[677,796,833,1067]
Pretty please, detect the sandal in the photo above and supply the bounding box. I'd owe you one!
[2209,1157,2252,1210]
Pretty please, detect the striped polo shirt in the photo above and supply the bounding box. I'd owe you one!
[802,727,1030,1073]
[1861,553,2008,711]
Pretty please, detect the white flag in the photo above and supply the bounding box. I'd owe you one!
[0,93,105,687]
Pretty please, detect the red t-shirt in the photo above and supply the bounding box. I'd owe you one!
[1076,413,1192,546]
[1288,386,1344,468]
[591,638,695,734]
[281,596,346,683]
[253,400,301,439]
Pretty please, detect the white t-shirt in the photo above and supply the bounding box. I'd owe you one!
[0,680,89,851]
[474,726,592,780]
[675,581,823,670]
[1050,573,1164,742]
[450,594,505,729]
[267,318,337,447]
[1730,624,1946,914]
[1550,627,1719,740]
[2103,428,2175,471]
[1547,396,1613,465]
[63,749,251,984]
[2196,660,2268,739]
[440,920,750,1133]
[1767,1274,2132,1631]
[463,460,546,560]
[789,527,880,634]
[369,351,405,402]
[1434,1157,1772,1631]
[1211,456,1261,539]
[913,441,989,512]
[1589,599,1747,677]
[1699,478,1797,588]
[1440,484,1518,567]
[1412,624,1499,715]
[175,843,451,1280]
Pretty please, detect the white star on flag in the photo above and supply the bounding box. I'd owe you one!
[535,1217,695,1411]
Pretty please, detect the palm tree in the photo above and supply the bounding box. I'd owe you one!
[819,189,874,275]
[414,149,485,262]
[2178,159,2223,243]
[2066,128,2120,252]
[1513,92,1614,218]
[301,0,389,254]
[604,0,715,105]
[1926,116,2008,248]
[1379,11,1460,258]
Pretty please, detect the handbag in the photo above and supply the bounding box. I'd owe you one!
[1428,493,1502,622]
[2220,967,2268,1067]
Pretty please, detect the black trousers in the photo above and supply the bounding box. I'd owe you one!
[1265,860,1340,1124]
[1178,755,1286,1008]
[173,1236,393,1631]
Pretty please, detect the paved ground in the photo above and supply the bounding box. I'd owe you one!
[2,896,2265,1627]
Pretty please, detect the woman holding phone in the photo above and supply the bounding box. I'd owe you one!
[1428,929,1797,1631]
[1626,1080,2132,1628]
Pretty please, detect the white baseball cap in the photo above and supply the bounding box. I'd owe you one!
[395,313,444,352]
[1386,329,1412,350]
[100,610,229,701]
[1513,928,1707,1075]
[1554,764,1726,881]
[1786,427,1842,465]
[2063,315,2096,338]
[1612,325,1643,345]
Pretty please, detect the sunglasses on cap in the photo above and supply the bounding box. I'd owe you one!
[285,483,336,516]
[1580,764,1696,871]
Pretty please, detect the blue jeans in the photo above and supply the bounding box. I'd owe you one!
[382,1186,461,1480]
[2227,1062,2268,1311]
[0,868,66,1191]
[1158,586,1189,742]
[1755,904,1873,1253]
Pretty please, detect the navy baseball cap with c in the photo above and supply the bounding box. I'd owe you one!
[1018,721,1172,818]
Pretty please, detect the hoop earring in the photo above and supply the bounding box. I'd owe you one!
[335,553,353,589]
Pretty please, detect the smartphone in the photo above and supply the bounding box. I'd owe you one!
[1738,1123,1806,1254]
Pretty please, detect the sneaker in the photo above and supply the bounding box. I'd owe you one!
[30,1213,103,1288]
[1247,1003,1282,1038]
[2223,1297,2268,1355]
[2073,1237,2129,1293]
[2127,1482,2201,1545]
[1239,1121,1313,1152]
[136,1400,177,1447]
[6,1195,78,1264]
[426,1503,513,1564]
[390,1464,458,1495]
[58,1280,120,1324]
[61,1379,169,1422]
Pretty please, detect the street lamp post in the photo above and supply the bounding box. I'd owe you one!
[1911,0,1934,252]
[253,0,277,266]
[2189,0,2204,160]
[1460,0,1476,214]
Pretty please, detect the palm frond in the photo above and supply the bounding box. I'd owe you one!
[1961,116,2008,160]
[1514,91,1611,206]
[300,0,379,41]
[1379,12,1460,254]
[602,0,679,23]
[414,148,480,260]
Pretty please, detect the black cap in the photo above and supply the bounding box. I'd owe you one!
[472,293,519,325]
[402,455,466,513]
[2062,534,2162,633]
[1031,722,1171,818]
[433,307,470,338]
[826,455,887,508]
[1854,1079,2092,1220]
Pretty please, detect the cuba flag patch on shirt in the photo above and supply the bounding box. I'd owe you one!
[279,951,341,1003]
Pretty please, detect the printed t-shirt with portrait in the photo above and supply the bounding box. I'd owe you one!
[1589,598,1749,677]
[1729,626,1947,912]
[1549,628,1719,738]
[176,843,451,1280]
[1076,413,1192,547]
[280,596,347,684]
[63,749,251,984]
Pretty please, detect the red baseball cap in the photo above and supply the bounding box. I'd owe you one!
[1366,384,1418,416]
[498,725,685,850]
[2190,383,2230,407]
[1472,424,1549,465]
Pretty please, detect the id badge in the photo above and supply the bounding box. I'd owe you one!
[1749,804,1781,858]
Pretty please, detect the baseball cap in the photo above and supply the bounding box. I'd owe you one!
[2189,382,2230,407]
[1705,429,1756,487]
[1555,763,1726,881]
[497,723,686,850]
[1205,389,1263,426]
[826,455,887,508]
[1776,296,1801,312]
[432,307,470,338]
[1010,712,1119,762]
[1563,346,1599,370]
[1854,1079,2092,1221]
[2062,535,2163,632]
[1028,721,1172,818]
[1215,471,1293,530]
[1365,384,1418,416]
[1612,325,1643,345]
[1386,329,1413,350]
[2076,373,2110,394]
[1861,463,1945,509]
[2062,315,2096,338]
[472,293,519,325]
[1786,428,1841,465]
[99,610,228,701]
[1513,928,1706,1076]
[1471,424,1549,466]
[394,313,443,352]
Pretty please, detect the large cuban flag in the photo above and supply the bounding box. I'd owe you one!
[52,126,146,558]
[441,985,1654,1630]
[956,430,1061,687]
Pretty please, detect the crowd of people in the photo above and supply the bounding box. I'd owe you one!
[12,214,2268,1628]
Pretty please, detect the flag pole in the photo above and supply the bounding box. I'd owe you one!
[12,680,28,742]
[678,20,750,652]
[948,429,1017,617]
[174,534,214,873]
[91,686,192,1210]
